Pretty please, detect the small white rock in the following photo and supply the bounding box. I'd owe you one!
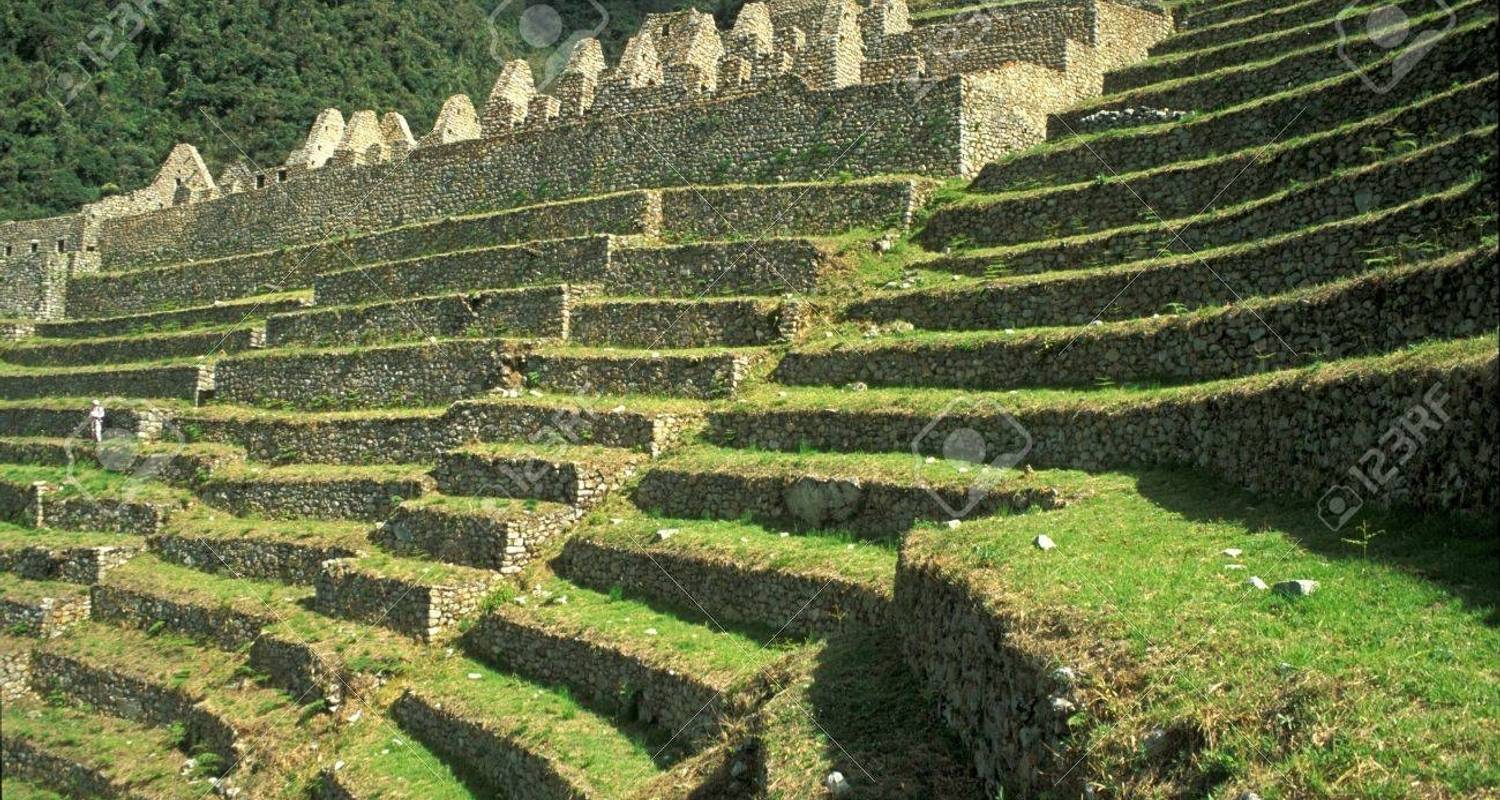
[1221,548,1242,558]
[824,770,851,797]
[655,528,679,542]
[1274,579,1319,597]
[644,627,659,636]
[1245,576,1269,591]
[944,519,962,529]
[1034,534,1056,551]
[467,672,482,680]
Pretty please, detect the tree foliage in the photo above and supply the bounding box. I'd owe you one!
[0,0,735,222]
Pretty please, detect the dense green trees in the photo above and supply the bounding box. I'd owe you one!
[1,0,736,221]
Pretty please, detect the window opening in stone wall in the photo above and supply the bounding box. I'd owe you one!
[257,174,267,189]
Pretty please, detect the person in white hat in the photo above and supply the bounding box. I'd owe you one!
[90,399,106,443]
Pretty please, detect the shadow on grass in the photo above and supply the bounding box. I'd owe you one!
[803,626,986,800]
[1134,470,1500,625]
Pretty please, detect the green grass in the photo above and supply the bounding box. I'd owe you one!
[910,470,1500,798]
[0,571,89,605]
[503,575,800,688]
[1,695,204,799]
[104,553,310,612]
[0,462,192,504]
[0,519,142,549]
[574,509,897,592]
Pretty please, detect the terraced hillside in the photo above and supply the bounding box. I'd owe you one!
[1,0,1496,798]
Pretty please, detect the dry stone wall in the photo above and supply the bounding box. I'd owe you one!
[0,543,139,584]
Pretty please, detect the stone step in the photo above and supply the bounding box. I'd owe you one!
[705,336,1499,511]
[0,574,91,637]
[972,21,1495,192]
[0,361,213,404]
[554,515,894,640]
[0,399,172,439]
[319,704,483,800]
[854,178,1493,330]
[265,284,597,348]
[432,441,647,507]
[30,620,313,788]
[198,463,432,523]
[0,437,245,493]
[372,494,578,573]
[148,508,366,585]
[1056,1,1493,129]
[1,326,262,368]
[389,654,661,798]
[181,392,700,465]
[313,554,501,641]
[31,292,309,340]
[786,247,1495,389]
[1,695,206,799]
[0,524,143,584]
[89,553,307,651]
[1109,0,1426,92]
[527,348,756,400]
[1,467,186,535]
[934,128,1487,269]
[657,176,933,240]
[921,82,1496,249]
[464,576,799,753]
[632,446,1075,538]
[1173,0,1330,46]
[569,296,814,348]
[446,393,703,457]
[313,235,842,307]
[213,338,525,410]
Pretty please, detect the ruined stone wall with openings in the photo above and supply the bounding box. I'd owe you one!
[1,0,1170,320]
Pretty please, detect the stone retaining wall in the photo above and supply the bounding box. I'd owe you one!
[94,75,994,273]
[0,363,210,404]
[248,633,352,710]
[660,179,932,239]
[709,352,1500,511]
[975,22,1495,191]
[0,405,157,438]
[0,737,128,799]
[465,611,754,752]
[606,239,839,296]
[2,327,261,368]
[0,644,31,699]
[30,649,238,766]
[0,543,139,584]
[895,541,1084,798]
[200,472,429,522]
[854,180,1494,330]
[0,592,90,638]
[448,399,700,457]
[214,340,524,410]
[5,483,176,536]
[924,82,1496,249]
[373,502,576,573]
[312,236,610,307]
[187,412,460,465]
[89,584,272,651]
[529,352,751,400]
[34,297,309,340]
[555,537,889,639]
[432,449,643,507]
[570,299,812,348]
[314,559,499,641]
[148,532,358,585]
[782,250,1495,388]
[390,690,585,799]
[266,285,589,347]
[633,469,1065,537]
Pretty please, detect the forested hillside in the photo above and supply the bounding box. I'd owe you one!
[0,0,740,222]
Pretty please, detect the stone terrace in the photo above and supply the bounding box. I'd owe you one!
[1,0,1495,797]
